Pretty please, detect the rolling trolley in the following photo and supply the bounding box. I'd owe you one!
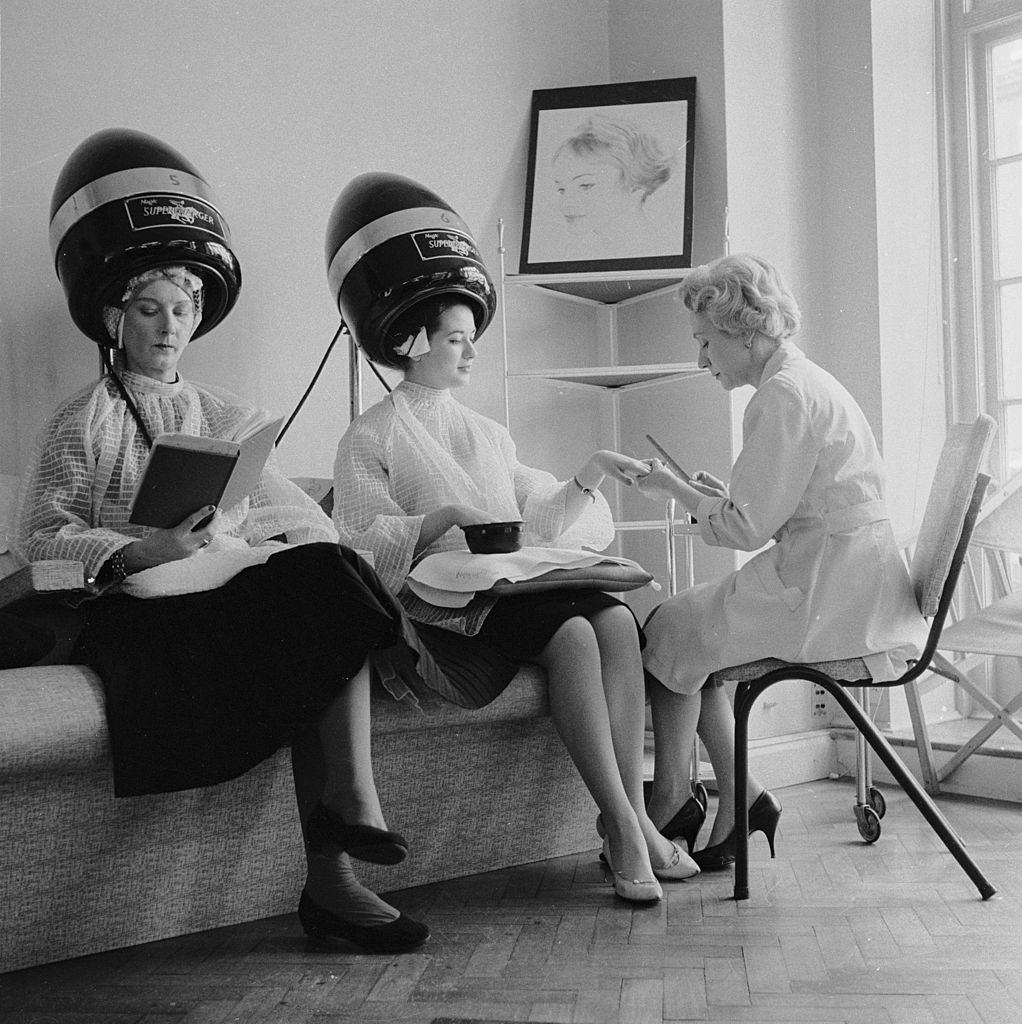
[852,687,887,842]
[664,499,709,812]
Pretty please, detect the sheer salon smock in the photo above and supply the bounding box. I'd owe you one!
[16,370,411,796]
[332,380,633,708]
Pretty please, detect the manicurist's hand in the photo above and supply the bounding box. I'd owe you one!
[121,506,222,571]
[689,470,728,498]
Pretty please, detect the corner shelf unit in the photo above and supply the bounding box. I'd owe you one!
[496,230,729,614]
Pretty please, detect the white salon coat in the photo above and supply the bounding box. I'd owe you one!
[643,343,928,694]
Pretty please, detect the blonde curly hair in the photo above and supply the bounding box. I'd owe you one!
[680,254,801,341]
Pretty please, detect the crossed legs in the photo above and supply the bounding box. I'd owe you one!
[535,605,694,881]
[290,660,402,927]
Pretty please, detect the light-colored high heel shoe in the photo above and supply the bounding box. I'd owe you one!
[602,837,663,904]
[651,839,700,881]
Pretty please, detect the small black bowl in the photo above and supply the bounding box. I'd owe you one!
[461,521,524,555]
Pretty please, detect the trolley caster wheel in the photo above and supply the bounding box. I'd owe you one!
[854,804,882,844]
[867,786,886,819]
[692,781,709,813]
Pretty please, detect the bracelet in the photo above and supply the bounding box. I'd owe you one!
[572,475,597,503]
[107,546,131,582]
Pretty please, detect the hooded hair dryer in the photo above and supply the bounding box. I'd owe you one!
[324,172,495,368]
[49,127,241,346]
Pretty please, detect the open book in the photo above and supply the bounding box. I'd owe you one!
[129,412,283,529]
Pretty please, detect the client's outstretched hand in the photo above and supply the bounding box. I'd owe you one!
[635,460,684,501]
[577,450,652,490]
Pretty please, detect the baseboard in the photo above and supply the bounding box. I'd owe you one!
[644,728,837,793]
[831,727,1022,805]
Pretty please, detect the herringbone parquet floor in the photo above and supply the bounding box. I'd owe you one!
[2,779,1020,1024]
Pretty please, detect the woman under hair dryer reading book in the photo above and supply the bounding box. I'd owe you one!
[16,129,432,953]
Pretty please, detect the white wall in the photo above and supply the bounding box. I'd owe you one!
[606,0,945,540]
[1,0,949,542]
[0,0,610,478]
[608,0,728,266]
[870,0,948,535]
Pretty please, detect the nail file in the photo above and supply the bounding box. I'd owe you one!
[645,433,690,482]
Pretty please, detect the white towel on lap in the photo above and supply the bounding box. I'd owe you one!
[406,546,642,605]
[120,535,290,598]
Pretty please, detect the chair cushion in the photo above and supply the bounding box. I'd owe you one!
[713,656,872,684]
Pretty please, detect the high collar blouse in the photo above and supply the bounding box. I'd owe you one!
[332,380,614,633]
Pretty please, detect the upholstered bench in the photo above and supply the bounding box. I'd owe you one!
[0,476,596,972]
[0,659,594,973]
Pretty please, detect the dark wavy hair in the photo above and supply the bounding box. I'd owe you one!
[382,295,471,372]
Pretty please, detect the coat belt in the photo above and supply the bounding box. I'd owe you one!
[786,499,889,535]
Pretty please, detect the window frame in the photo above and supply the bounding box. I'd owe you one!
[942,0,1022,480]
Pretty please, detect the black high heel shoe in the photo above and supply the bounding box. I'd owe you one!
[691,789,783,872]
[298,890,429,953]
[748,788,782,857]
[691,832,736,872]
[659,796,707,854]
[305,803,409,865]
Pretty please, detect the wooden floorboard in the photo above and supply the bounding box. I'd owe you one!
[1,779,1020,1023]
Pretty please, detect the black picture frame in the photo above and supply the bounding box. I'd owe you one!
[519,77,696,276]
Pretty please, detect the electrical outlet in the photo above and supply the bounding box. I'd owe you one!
[811,684,829,718]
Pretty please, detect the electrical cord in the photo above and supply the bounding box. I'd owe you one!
[275,322,345,445]
[275,321,393,447]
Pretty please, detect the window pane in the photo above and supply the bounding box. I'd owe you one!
[999,283,1022,398]
[994,161,1022,278]
[1004,404,1022,477]
[992,35,1022,159]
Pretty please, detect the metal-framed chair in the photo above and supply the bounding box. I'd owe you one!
[905,470,1022,791]
[714,415,998,902]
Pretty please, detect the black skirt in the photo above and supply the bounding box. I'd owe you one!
[402,589,642,710]
[75,543,409,797]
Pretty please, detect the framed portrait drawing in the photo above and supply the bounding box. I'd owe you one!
[519,77,696,275]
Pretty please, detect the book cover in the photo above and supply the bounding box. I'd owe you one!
[128,414,283,529]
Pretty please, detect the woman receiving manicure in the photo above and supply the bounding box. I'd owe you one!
[333,293,701,904]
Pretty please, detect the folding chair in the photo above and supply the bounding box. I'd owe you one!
[715,415,998,902]
[907,469,1022,790]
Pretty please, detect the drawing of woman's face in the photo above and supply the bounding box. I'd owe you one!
[551,150,641,240]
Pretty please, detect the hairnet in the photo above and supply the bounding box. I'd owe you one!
[101,266,205,344]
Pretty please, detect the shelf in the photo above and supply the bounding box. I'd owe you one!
[506,270,687,304]
[507,363,703,390]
